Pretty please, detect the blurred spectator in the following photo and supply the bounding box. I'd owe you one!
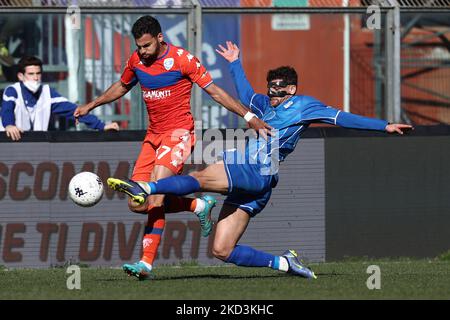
[0,56,119,141]
[0,15,41,81]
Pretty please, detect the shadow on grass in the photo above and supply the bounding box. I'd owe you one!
[96,273,296,282]
[313,272,349,277]
[155,273,290,281]
[96,272,348,282]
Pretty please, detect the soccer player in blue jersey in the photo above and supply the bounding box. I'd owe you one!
[0,56,119,141]
[107,41,412,279]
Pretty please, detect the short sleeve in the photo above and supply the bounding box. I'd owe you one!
[120,53,138,87]
[180,51,213,88]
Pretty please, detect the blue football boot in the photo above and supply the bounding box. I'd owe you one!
[122,261,154,281]
[107,177,148,205]
[196,195,217,237]
[282,249,317,279]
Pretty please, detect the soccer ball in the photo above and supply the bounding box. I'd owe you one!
[68,172,104,207]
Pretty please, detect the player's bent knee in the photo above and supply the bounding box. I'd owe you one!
[212,245,233,261]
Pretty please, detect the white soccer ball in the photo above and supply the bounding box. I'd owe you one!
[68,172,104,207]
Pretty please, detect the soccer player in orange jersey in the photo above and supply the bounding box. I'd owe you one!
[74,16,271,280]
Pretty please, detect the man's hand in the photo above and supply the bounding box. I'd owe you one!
[247,117,274,140]
[73,103,95,125]
[104,122,120,131]
[385,123,413,135]
[5,125,23,141]
[216,41,240,63]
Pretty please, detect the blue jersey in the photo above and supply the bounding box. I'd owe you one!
[229,60,388,165]
[222,59,389,216]
[1,82,105,130]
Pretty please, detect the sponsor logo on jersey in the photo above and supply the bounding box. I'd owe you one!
[186,54,193,62]
[177,49,184,56]
[142,89,171,100]
[164,58,174,70]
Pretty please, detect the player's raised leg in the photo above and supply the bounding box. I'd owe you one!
[109,161,228,232]
[132,161,230,196]
[148,162,227,237]
[109,161,229,199]
[212,204,317,279]
[115,134,221,279]
[109,155,219,238]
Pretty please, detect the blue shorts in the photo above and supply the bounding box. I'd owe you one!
[222,150,278,217]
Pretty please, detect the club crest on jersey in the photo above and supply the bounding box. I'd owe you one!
[164,58,174,70]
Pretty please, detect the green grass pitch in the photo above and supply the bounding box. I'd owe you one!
[1,260,449,300]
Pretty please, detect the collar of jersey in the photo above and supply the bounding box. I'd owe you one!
[156,43,171,61]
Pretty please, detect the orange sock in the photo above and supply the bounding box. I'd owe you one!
[164,195,197,213]
[141,205,165,265]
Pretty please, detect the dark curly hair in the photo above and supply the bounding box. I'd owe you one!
[132,15,162,39]
[17,56,42,74]
[266,66,298,86]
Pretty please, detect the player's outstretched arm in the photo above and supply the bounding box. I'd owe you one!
[73,81,131,123]
[204,83,273,139]
[304,103,413,134]
[336,111,414,134]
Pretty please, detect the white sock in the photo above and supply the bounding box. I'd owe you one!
[194,198,206,214]
[278,256,289,272]
[137,182,150,194]
[140,260,152,271]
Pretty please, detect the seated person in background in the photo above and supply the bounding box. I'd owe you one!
[0,56,119,141]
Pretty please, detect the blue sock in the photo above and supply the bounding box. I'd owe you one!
[147,175,201,196]
[225,245,277,269]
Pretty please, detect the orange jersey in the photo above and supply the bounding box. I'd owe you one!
[121,44,213,134]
